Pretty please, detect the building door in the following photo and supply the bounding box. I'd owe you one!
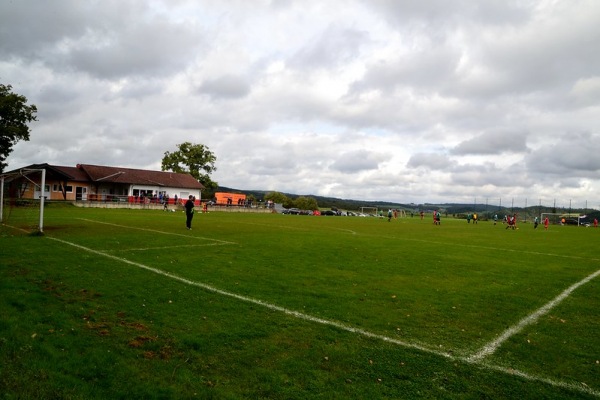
[76,187,88,201]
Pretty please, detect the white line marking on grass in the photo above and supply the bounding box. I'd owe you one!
[475,362,600,398]
[234,221,311,231]
[78,218,236,245]
[236,221,357,235]
[1,223,32,234]
[20,234,600,397]
[468,267,600,363]
[46,235,452,361]
[330,227,358,235]
[107,243,232,252]
[366,233,600,262]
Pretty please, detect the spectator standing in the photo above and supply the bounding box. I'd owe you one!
[184,195,195,230]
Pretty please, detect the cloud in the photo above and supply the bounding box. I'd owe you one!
[330,150,388,173]
[526,132,600,176]
[197,75,252,99]
[451,129,529,155]
[289,25,369,69]
[569,76,600,107]
[407,153,455,171]
[2,0,599,206]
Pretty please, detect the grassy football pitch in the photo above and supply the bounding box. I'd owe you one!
[1,205,599,399]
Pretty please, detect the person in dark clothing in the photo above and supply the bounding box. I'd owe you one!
[184,195,195,230]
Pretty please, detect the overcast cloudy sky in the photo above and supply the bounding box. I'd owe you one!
[2,0,600,208]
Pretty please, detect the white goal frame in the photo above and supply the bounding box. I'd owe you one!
[540,212,583,226]
[0,168,46,232]
[360,207,378,216]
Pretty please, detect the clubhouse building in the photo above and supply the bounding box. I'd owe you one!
[2,163,204,206]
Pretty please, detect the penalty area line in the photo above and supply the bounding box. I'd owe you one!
[106,243,232,252]
[77,218,235,245]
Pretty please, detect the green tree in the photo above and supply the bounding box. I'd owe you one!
[294,196,318,210]
[161,142,218,190]
[264,191,290,206]
[0,84,38,172]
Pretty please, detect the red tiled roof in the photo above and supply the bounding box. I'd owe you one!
[51,165,90,181]
[78,164,204,189]
[4,163,204,190]
[6,163,89,182]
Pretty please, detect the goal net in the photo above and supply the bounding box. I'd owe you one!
[540,212,582,226]
[360,207,378,216]
[1,168,46,233]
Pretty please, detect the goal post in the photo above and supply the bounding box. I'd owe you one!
[0,167,46,232]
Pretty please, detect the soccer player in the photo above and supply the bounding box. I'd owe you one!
[544,217,549,230]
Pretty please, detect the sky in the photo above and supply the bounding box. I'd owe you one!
[1,0,600,208]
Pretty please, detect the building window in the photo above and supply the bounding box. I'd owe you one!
[57,184,73,193]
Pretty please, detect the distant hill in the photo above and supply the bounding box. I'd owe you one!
[215,186,411,210]
[212,186,599,219]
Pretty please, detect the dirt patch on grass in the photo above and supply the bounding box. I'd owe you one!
[128,335,155,348]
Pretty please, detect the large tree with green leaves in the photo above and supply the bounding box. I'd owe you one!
[161,142,218,190]
[264,191,291,206]
[294,196,319,211]
[0,84,37,173]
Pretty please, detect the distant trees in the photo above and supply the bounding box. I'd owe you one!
[264,191,289,206]
[264,191,319,210]
[161,142,218,190]
[294,196,318,211]
[0,84,37,173]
